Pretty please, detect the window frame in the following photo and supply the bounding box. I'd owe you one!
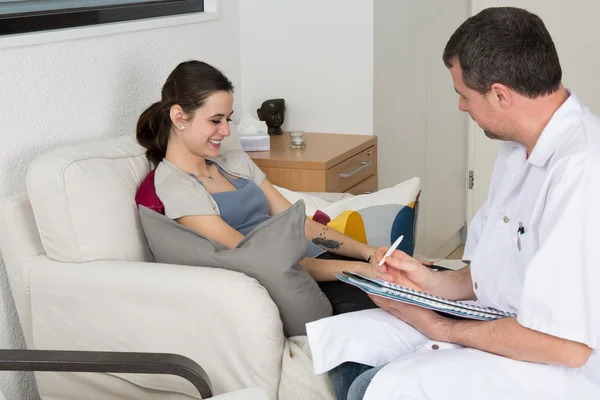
[0,0,205,36]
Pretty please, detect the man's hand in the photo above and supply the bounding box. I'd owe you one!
[369,247,441,293]
[368,294,451,340]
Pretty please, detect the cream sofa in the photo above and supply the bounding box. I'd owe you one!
[0,133,338,400]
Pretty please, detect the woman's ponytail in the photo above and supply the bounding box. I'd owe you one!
[136,101,170,166]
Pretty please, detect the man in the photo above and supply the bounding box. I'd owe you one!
[306,6,600,400]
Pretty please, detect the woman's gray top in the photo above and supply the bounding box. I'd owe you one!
[154,151,324,258]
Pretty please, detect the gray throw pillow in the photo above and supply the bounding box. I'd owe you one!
[138,200,333,336]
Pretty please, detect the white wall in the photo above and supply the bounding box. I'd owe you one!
[239,0,374,135]
[0,2,242,398]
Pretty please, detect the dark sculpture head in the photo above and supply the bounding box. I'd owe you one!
[257,98,286,135]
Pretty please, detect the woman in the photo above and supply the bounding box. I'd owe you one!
[136,60,379,314]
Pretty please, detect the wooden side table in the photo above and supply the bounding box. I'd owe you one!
[248,131,378,194]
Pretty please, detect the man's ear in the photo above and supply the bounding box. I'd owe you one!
[489,83,512,109]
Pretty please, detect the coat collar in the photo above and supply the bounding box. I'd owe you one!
[527,89,582,167]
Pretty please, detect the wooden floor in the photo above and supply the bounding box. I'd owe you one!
[447,245,464,260]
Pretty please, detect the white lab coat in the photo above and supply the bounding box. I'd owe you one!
[306,91,600,399]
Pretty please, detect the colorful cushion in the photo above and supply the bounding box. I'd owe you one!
[277,178,421,256]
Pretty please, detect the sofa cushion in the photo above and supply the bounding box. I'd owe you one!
[26,134,153,263]
[138,200,333,336]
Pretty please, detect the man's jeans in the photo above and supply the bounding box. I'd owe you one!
[328,362,384,400]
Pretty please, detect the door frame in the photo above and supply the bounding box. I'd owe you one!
[465,0,477,227]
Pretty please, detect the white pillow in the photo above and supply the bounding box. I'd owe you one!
[274,186,334,216]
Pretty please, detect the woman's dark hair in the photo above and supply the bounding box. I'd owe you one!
[136,60,234,166]
[443,7,562,98]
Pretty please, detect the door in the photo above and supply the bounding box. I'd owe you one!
[375,0,470,256]
[468,0,600,224]
[467,119,500,226]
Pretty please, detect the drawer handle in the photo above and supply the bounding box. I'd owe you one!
[338,161,373,178]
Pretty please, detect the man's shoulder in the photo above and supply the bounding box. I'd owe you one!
[580,105,600,151]
[549,102,600,163]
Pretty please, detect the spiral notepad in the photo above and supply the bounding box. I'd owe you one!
[336,271,516,321]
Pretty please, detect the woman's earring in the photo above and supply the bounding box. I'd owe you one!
[178,124,184,130]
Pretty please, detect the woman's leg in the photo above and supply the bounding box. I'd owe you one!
[315,252,378,315]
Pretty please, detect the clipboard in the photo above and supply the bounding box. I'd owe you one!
[336,271,516,321]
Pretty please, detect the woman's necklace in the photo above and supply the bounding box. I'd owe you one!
[204,161,214,179]
[197,170,214,180]
[200,163,214,179]
[189,165,214,180]
[189,172,213,181]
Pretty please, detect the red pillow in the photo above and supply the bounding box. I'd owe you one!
[135,169,165,215]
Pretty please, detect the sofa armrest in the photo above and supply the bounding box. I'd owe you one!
[27,256,285,399]
[0,350,213,398]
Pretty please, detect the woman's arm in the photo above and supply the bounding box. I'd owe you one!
[259,179,377,261]
[176,212,373,282]
[300,257,373,282]
[305,217,377,261]
[176,215,244,249]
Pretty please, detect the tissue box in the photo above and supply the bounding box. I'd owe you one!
[240,135,270,152]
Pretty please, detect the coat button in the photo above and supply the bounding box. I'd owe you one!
[503,216,510,223]
[432,344,440,350]
[474,282,479,290]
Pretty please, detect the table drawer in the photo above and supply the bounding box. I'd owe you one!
[326,146,377,192]
[345,175,378,195]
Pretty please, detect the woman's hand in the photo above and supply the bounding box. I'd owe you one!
[369,247,439,293]
[353,261,377,279]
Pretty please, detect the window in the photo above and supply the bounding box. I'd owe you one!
[0,0,205,36]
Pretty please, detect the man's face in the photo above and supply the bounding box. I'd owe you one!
[450,61,506,140]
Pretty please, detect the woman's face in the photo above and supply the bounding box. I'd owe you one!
[175,90,234,159]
